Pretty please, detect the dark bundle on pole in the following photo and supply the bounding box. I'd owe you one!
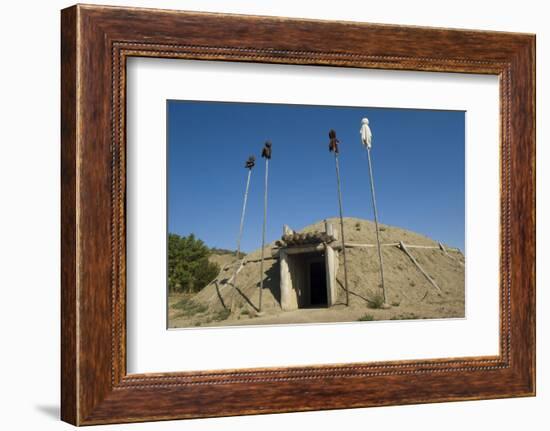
[328,129,350,306]
[261,140,272,159]
[328,129,340,153]
[245,155,256,169]
[258,141,272,312]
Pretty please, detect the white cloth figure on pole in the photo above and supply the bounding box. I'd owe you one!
[360,117,372,149]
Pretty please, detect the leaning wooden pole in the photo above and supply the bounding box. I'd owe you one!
[366,146,387,304]
[231,156,255,311]
[235,169,251,265]
[399,241,442,295]
[328,130,350,306]
[258,141,272,312]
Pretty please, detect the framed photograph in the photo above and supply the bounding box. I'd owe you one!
[61,4,535,425]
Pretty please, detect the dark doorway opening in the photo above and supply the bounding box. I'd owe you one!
[309,261,328,307]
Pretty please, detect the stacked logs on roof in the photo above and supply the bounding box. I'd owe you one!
[275,231,336,248]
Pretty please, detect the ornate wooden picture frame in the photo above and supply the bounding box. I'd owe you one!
[61,4,535,425]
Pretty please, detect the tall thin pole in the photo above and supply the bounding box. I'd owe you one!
[235,168,252,264]
[334,153,350,307]
[231,157,254,311]
[366,147,387,304]
[258,158,269,312]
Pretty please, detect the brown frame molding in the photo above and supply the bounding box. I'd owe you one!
[61,4,535,425]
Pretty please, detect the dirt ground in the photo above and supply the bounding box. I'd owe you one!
[168,217,465,329]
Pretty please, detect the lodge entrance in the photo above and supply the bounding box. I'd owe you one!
[278,222,339,311]
[308,261,328,307]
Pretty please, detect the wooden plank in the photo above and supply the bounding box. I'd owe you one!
[439,242,465,267]
[60,5,78,425]
[398,241,442,294]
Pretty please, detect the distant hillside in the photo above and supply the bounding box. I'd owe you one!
[209,247,245,256]
[208,252,238,269]
[207,247,245,269]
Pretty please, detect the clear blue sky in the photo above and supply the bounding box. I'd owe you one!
[167,100,465,252]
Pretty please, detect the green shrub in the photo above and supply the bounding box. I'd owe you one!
[168,233,220,293]
[172,297,208,317]
[368,293,385,309]
[358,314,374,321]
[212,309,231,322]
